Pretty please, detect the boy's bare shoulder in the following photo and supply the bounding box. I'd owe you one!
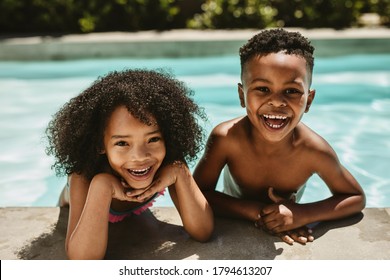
[297,123,337,157]
[206,116,247,152]
[211,116,246,137]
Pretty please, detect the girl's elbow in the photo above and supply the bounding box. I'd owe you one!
[191,229,213,243]
[187,219,214,243]
[358,192,366,211]
[66,246,105,260]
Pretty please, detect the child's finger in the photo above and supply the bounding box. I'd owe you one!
[124,187,146,197]
[268,187,284,203]
[254,214,263,228]
[260,204,277,217]
[277,233,294,245]
[135,180,167,201]
[288,231,308,244]
[297,227,315,242]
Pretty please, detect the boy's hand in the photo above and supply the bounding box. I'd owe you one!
[256,214,313,245]
[256,187,314,245]
[260,187,305,232]
[276,227,314,245]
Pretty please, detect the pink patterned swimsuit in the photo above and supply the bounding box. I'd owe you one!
[108,190,165,223]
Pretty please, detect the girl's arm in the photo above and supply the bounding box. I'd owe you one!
[168,162,214,242]
[134,162,214,242]
[66,173,128,259]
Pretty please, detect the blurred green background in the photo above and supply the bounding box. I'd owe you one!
[0,0,389,34]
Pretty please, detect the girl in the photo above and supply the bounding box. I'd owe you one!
[46,69,214,259]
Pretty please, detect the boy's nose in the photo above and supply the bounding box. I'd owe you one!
[268,93,286,107]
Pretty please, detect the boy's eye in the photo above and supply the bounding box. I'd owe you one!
[148,136,161,143]
[255,87,270,93]
[285,88,301,95]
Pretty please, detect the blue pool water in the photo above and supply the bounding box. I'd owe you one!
[0,54,389,207]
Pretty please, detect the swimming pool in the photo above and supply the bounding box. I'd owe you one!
[0,53,389,208]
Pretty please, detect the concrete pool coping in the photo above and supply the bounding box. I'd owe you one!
[1,207,389,260]
[0,27,390,60]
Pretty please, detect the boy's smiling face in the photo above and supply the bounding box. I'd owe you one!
[102,106,166,189]
[239,52,315,143]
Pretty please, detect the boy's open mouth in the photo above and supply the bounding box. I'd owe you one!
[128,166,152,177]
[262,114,288,129]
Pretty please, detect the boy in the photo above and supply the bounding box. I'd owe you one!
[193,29,365,245]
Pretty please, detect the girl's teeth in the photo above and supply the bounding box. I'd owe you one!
[129,167,151,176]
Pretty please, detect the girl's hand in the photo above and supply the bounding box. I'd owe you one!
[123,161,184,202]
[89,173,139,202]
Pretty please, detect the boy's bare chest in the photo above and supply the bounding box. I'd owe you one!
[227,150,310,196]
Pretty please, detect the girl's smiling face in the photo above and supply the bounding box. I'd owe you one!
[102,106,166,189]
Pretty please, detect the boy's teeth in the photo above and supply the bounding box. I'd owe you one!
[268,123,283,128]
[263,114,287,120]
[263,114,288,129]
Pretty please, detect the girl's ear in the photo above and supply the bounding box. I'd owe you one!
[238,83,246,108]
[97,146,106,154]
[305,89,316,113]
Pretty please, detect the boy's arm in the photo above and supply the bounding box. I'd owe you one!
[194,130,313,245]
[193,127,263,223]
[261,144,366,233]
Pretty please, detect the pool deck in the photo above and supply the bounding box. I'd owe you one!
[1,27,390,60]
[1,207,390,260]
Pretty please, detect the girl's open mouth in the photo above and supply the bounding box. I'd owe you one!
[262,114,289,129]
[128,166,152,177]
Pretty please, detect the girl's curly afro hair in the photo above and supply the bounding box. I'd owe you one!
[46,68,206,180]
[239,28,315,82]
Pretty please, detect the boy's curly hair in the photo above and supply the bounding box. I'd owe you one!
[239,28,315,82]
[45,69,206,180]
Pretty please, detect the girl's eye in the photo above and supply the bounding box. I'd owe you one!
[115,141,128,147]
[148,136,161,143]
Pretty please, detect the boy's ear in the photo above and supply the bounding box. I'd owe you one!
[305,89,316,113]
[238,83,246,108]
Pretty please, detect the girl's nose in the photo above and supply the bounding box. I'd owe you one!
[129,144,150,161]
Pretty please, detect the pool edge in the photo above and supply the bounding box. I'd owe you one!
[1,206,389,260]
